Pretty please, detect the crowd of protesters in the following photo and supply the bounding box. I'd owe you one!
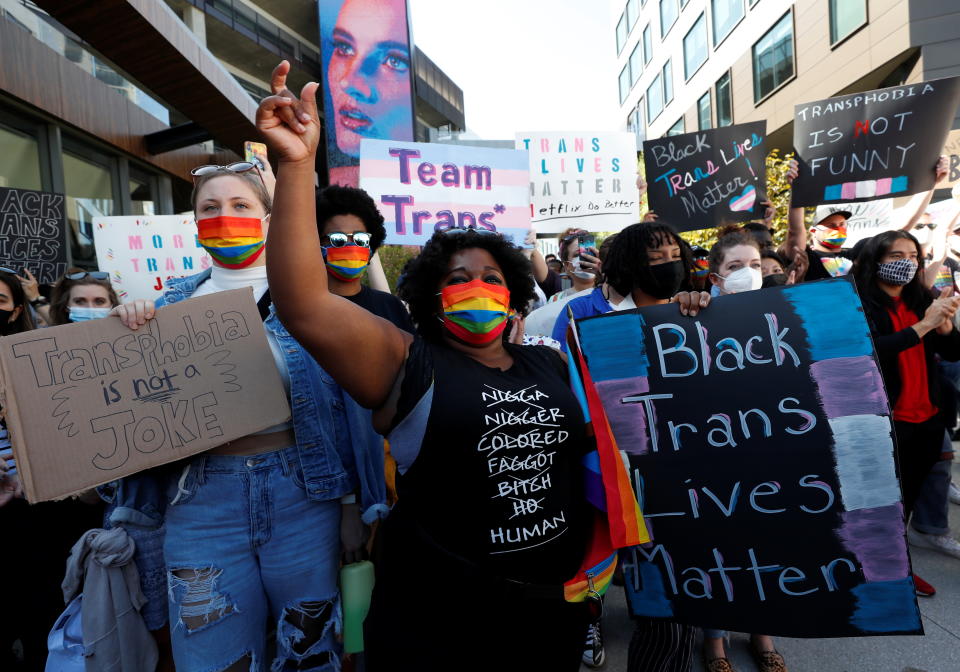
[0,62,959,672]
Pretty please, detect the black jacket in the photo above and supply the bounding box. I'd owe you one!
[862,297,960,411]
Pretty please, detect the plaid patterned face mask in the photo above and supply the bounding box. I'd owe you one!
[877,258,918,286]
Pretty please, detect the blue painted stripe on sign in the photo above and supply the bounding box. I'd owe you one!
[624,559,674,618]
[578,312,649,381]
[782,281,873,360]
[850,578,921,633]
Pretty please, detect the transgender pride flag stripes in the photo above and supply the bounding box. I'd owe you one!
[784,281,919,634]
[574,278,920,639]
[359,139,531,247]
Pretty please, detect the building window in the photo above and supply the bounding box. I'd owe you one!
[698,92,712,130]
[647,73,664,122]
[628,103,646,145]
[617,12,628,54]
[668,118,685,136]
[627,0,640,31]
[712,0,745,45]
[660,0,679,37]
[63,146,117,264]
[716,71,732,126]
[829,0,867,45]
[630,43,643,85]
[752,11,794,103]
[683,13,708,80]
[619,64,631,104]
[663,60,673,104]
[681,0,690,6]
[0,123,43,191]
[643,25,653,64]
[128,166,157,217]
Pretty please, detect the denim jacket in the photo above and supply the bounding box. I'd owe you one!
[102,270,389,526]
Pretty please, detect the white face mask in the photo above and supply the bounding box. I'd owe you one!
[568,258,595,281]
[718,266,762,294]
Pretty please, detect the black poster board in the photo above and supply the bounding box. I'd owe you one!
[0,187,68,283]
[574,278,921,638]
[643,122,767,233]
[792,77,960,207]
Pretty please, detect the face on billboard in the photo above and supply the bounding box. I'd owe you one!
[324,0,414,164]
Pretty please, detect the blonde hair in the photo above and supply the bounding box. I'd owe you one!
[190,169,272,216]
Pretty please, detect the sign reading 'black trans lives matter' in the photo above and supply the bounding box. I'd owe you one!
[575,279,920,638]
[0,187,68,283]
[792,77,960,207]
[643,122,767,233]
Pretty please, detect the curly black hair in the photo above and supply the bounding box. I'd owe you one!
[315,185,387,252]
[398,230,534,342]
[604,221,693,297]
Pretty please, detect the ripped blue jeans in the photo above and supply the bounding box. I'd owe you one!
[164,446,341,672]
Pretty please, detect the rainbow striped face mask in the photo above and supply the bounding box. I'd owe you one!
[814,225,847,251]
[439,279,511,346]
[322,244,371,282]
[196,215,265,268]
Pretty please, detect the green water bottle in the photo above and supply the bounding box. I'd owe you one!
[340,560,375,654]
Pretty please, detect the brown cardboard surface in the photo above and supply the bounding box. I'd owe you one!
[0,288,291,502]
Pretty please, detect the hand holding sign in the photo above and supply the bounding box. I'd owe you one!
[257,61,321,164]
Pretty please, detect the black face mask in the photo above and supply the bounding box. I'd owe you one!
[641,260,686,299]
[0,309,14,335]
[761,273,788,288]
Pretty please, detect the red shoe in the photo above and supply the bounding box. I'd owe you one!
[913,573,936,597]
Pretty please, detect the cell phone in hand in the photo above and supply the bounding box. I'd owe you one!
[244,141,268,170]
[577,234,596,258]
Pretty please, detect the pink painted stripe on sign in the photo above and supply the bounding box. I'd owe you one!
[360,159,530,188]
[875,177,893,196]
[376,203,531,229]
[841,182,857,200]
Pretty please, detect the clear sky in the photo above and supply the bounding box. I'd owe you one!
[408,0,622,141]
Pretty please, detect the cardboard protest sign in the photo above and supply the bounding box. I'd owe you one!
[0,289,290,502]
[643,122,767,232]
[0,187,68,283]
[792,77,960,207]
[360,139,531,246]
[515,132,640,233]
[814,198,894,248]
[574,278,920,638]
[93,215,212,301]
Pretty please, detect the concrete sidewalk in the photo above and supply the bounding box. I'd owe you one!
[594,461,960,672]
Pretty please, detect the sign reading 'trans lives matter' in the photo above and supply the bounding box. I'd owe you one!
[792,77,960,207]
[0,289,290,502]
[643,122,767,232]
[575,278,920,638]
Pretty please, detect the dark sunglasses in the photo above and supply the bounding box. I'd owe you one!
[191,162,265,188]
[915,222,939,230]
[322,232,372,248]
[0,266,18,276]
[442,227,500,237]
[66,271,110,281]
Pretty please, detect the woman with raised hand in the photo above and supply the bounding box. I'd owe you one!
[259,62,713,671]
